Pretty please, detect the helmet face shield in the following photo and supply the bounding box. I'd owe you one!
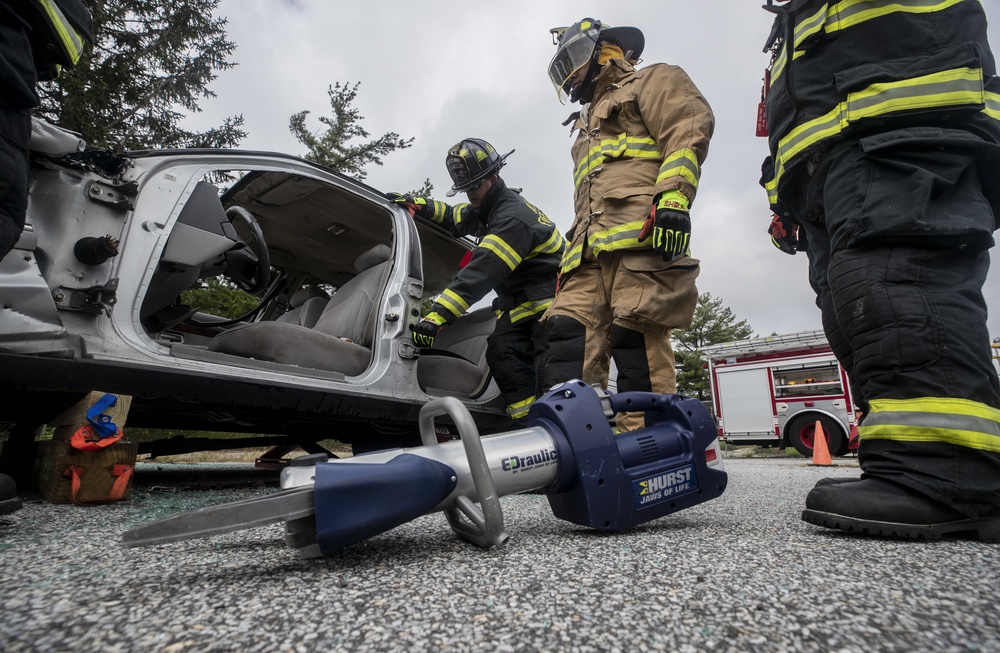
[547,20,602,104]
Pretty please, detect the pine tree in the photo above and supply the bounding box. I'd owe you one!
[35,0,246,151]
[290,82,414,179]
[674,293,754,401]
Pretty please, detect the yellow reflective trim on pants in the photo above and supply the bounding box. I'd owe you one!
[860,396,1000,453]
[36,0,86,64]
[437,288,469,319]
[507,396,537,420]
[508,297,554,324]
[479,234,521,271]
[656,148,700,187]
[574,135,660,188]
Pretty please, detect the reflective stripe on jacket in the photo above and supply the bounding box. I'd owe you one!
[430,178,564,325]
[761,0,1000,208]
[562,58,714,276]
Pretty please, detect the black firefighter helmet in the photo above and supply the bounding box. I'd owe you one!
[548,18,644,104]
[445,138,514,197]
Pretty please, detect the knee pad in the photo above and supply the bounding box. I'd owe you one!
[539,315,586,388]
[610,325,652,393]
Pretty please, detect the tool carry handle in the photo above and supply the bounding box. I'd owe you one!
[419,397,509,549]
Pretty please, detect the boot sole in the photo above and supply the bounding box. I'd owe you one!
[802,509,1000,543]
[0,497,23,515]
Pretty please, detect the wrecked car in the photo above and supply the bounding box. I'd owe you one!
[0,121,511,466]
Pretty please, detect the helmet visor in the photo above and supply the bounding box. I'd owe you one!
[547,29,598,104]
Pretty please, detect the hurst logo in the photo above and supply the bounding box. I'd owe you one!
[634,465,696,507]
[501,449,558,473]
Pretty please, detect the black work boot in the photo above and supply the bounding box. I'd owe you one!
[0,473,23,515]
[802,477,1000,542]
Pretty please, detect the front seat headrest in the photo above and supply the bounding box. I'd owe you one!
[355,244,392,272]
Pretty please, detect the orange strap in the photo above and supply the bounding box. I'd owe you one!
[64,463,134,505]
[70,425,123,451]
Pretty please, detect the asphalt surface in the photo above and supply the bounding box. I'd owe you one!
[1,456,998,653]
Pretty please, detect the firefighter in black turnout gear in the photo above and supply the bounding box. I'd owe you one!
[389,139,565,422]
[760,0,1000,541]
[0,0,92,262]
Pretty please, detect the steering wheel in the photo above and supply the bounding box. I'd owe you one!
[224,206,271,295]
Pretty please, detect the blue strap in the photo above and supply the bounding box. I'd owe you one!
[85,394,119,438]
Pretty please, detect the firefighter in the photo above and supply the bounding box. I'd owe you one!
[388,138,565,423]
[0,0,92,262]
[760,0,1000,540]
[540,18,715,432]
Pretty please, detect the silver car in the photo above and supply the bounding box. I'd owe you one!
[0,125,509,464]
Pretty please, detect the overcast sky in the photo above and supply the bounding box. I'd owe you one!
[184,1,1000,342]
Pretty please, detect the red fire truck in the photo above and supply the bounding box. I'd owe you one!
[701,330,859,457]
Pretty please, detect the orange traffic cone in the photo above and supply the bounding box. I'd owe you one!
[810,420,832,466]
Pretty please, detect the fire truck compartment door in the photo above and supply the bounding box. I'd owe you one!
[717,368,774,434]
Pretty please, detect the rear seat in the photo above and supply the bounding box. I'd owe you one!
[417,307,496,397]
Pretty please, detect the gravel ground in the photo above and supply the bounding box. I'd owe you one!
[2,456,999,653]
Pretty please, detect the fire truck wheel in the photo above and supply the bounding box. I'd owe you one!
[787,414,845,458]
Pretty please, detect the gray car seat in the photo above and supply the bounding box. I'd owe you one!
[417,306,496,396]
[207,244,393,375]
[276,285,330,329]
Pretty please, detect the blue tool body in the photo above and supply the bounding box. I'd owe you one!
[535,386,727,530]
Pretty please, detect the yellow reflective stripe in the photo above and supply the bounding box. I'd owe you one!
[36,0,86,64]
[508,297,554,324]
[985,92,1000,120]
[424,311,447,326]
[846,67,985,122]
[656,148,700,187]
[436,289,469,319]
[574,135,660,188]
[528,230,565,259]
[560,241,584,274]
[589,220,646,255]
[860,397,1000,453]
[507,396,537,420]
[773,67,987,192]
[771,0,967,86]
[764,175,779,207]
[827,0,966,33]
[479,234,521,271]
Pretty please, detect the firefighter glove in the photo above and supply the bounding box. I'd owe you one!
[410,319,441,348]
[768,212,799,255]
[647,191,691,261]
[385,193,439,221]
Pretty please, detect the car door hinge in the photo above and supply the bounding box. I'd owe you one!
[88,180,138,210]
[52,278,119,315]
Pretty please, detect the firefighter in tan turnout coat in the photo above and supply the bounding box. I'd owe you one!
[540,18,715,431]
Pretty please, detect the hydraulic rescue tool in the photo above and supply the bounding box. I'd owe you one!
[122,381,727,557]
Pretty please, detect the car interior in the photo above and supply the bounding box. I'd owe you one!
[137,168,497,396]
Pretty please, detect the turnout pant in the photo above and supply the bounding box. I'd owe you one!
[789,127,1000,517]
[487,311,548,422]
[541,248,699,432]
[0,106,30,262]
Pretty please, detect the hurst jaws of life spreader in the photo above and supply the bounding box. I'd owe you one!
[122,381,727,557]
